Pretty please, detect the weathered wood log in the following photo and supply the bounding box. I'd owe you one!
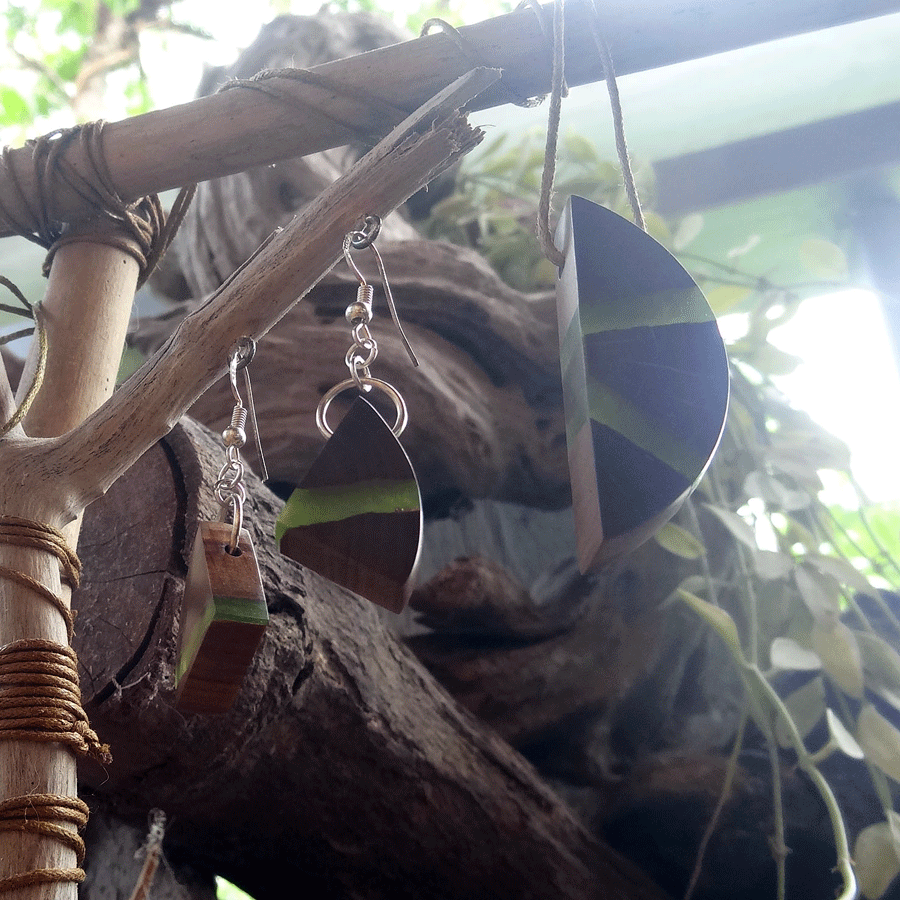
[72,416,667,900]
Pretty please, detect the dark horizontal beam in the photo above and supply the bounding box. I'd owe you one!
[654,100,900,216]
[2,0,899,237]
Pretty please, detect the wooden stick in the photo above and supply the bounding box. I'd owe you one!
[0,0,896,238]
[16,69,495,521]
[0,233,139,899]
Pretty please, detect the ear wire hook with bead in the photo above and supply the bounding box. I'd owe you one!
[218,338,267,553]
[343,215,419,369]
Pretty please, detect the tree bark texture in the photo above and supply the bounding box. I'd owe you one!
[74,418,667,900]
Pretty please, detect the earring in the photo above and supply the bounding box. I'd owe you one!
[276,216,422,614]
[176,337,269,714]
[554,195,730,571]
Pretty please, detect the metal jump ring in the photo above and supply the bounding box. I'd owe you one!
[348,215,382,250]
[316,376,408,439]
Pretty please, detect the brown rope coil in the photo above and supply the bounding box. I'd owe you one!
[0,516,109,892]
[0,121,195,288]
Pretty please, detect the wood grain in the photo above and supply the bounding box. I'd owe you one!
[175,522,268,715]
[278,397,422,614]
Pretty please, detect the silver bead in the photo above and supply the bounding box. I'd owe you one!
[222,425,246,447]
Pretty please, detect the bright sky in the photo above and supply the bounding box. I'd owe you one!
[769,290,900,504]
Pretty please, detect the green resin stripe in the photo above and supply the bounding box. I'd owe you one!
[276,478,420,543]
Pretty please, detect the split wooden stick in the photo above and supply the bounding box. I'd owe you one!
[11,68,497,523]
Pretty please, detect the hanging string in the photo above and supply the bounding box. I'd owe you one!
[0,276,47,437]
[585,0,645,231]
[0,516,109,892]
[535,0,648,266]
[536,0,567,267]
[419,18,547,108]
[0,121,196,436]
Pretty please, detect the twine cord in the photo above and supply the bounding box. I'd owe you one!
[0,121,195,436]
[218,68,410,147]
[0,516,108,893]
[0,277,47,437]
[536,0,648,267]
[420,18,546,108]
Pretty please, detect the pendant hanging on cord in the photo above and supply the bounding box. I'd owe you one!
[555,196,730,571]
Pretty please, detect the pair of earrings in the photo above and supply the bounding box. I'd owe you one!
[176,216,422,714]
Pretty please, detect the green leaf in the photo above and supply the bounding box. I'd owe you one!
[856,632,900,695]
[673,213,704,251]
[855,822,900,899]
[748,343,803,376]
[825,708,864,759]
[857,704,900,782]
[706,284,751,316]
[703,504,757,549]
[753,550,794,581]
[770,636,821,671]
[744,470,810,511]
[677,588,743,656]
[795,565,841,620]
[642,212,671,248]
[564,132,600,165]
[0,86,29,127]
[812,619,864,698]
[775,675,825,747]
[805,554,872,594]
[799,238,848,280]
[655,522,706,559]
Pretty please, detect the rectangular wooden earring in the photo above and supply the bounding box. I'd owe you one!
[175,521,268,714]
[175,337,269,714]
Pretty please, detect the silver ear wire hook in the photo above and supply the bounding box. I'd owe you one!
[217,338,268,553]
[228,337,268,483]
[344,216,419,368]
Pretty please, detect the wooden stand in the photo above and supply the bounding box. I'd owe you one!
[176,522,268,714]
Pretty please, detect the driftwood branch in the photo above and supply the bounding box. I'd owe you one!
[3,69,497,525]
[0,0,896,237]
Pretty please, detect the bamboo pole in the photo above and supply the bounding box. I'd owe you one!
[0,0,897,238]
[0,233,139,899]
[0,69,495,899]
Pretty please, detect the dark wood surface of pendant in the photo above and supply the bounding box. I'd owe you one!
[277,395,422,613]
[555,196,730,571]
[175,521,269,714]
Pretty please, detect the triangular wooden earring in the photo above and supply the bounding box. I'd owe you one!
[555,196,730,571]
[276,216,422,612]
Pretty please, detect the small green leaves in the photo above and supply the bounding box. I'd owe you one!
[812,620,864,698]
[655,522,706,559]
[706,284,751,316]
[855,821,900,899]
[673,213,704,252]
[799,238,848,280]
[770,636,821,671]
[703,504,757,549]
[795,565,841,620]
[677,588,743,656]
[753,549,794,581]
[825,709,864,760]
[775,675,824,747]
[857,704,900,783]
